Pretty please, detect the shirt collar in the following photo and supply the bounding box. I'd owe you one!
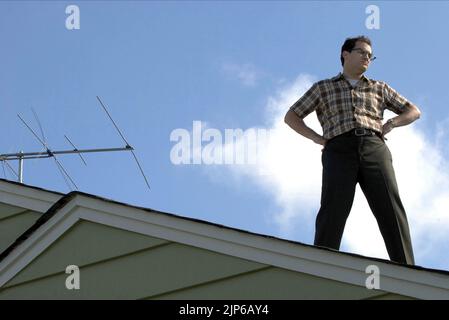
[332,72,372,85]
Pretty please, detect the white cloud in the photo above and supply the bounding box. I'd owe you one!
[203,73,449,270]
[221,62,260,87]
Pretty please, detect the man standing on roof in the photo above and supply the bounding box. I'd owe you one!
[284,36,421,265]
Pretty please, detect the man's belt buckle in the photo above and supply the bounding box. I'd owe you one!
[354,128,369,136]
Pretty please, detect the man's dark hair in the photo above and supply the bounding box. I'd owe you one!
[340,36,372,66]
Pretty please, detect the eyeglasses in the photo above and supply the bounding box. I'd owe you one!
[351,48,377,62]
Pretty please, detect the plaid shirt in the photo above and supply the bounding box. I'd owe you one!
[290,73,413,140]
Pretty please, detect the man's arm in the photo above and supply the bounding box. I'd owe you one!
[383,103,421,137]
[284,109,327,146]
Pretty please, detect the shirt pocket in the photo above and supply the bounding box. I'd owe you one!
[320,90,349,120]
[360,96,384,120]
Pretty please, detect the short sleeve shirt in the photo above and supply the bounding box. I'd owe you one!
[289,73,414,140]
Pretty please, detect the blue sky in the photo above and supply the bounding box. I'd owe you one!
[1,1,449,271]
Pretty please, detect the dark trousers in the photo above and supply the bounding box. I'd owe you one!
[314,133,415,265]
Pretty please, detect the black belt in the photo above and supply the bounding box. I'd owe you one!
[341,128,380,137]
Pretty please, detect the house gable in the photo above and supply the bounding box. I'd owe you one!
[0,187,448,299]
[0,220,398,300]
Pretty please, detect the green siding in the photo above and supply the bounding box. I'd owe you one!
[0,203,29,220]
[0,210,41,254]
[0,242,267,299]
[0,220,416,300]
[4,220,169,287]
[149,266,388,300]
[367,293,414,300]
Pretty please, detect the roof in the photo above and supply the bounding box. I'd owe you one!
[0,178,63,212]
[0,178,449,299]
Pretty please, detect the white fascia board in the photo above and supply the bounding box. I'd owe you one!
[0,181,62,213]
[1,194,449,299]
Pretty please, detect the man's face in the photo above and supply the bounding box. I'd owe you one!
[342,41,373,73]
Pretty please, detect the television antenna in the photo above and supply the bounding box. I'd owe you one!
[0,96,151,191]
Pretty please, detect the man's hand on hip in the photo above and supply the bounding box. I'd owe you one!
[313,136,328,151]
[317,137,328,146]
[382,118,396,140]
